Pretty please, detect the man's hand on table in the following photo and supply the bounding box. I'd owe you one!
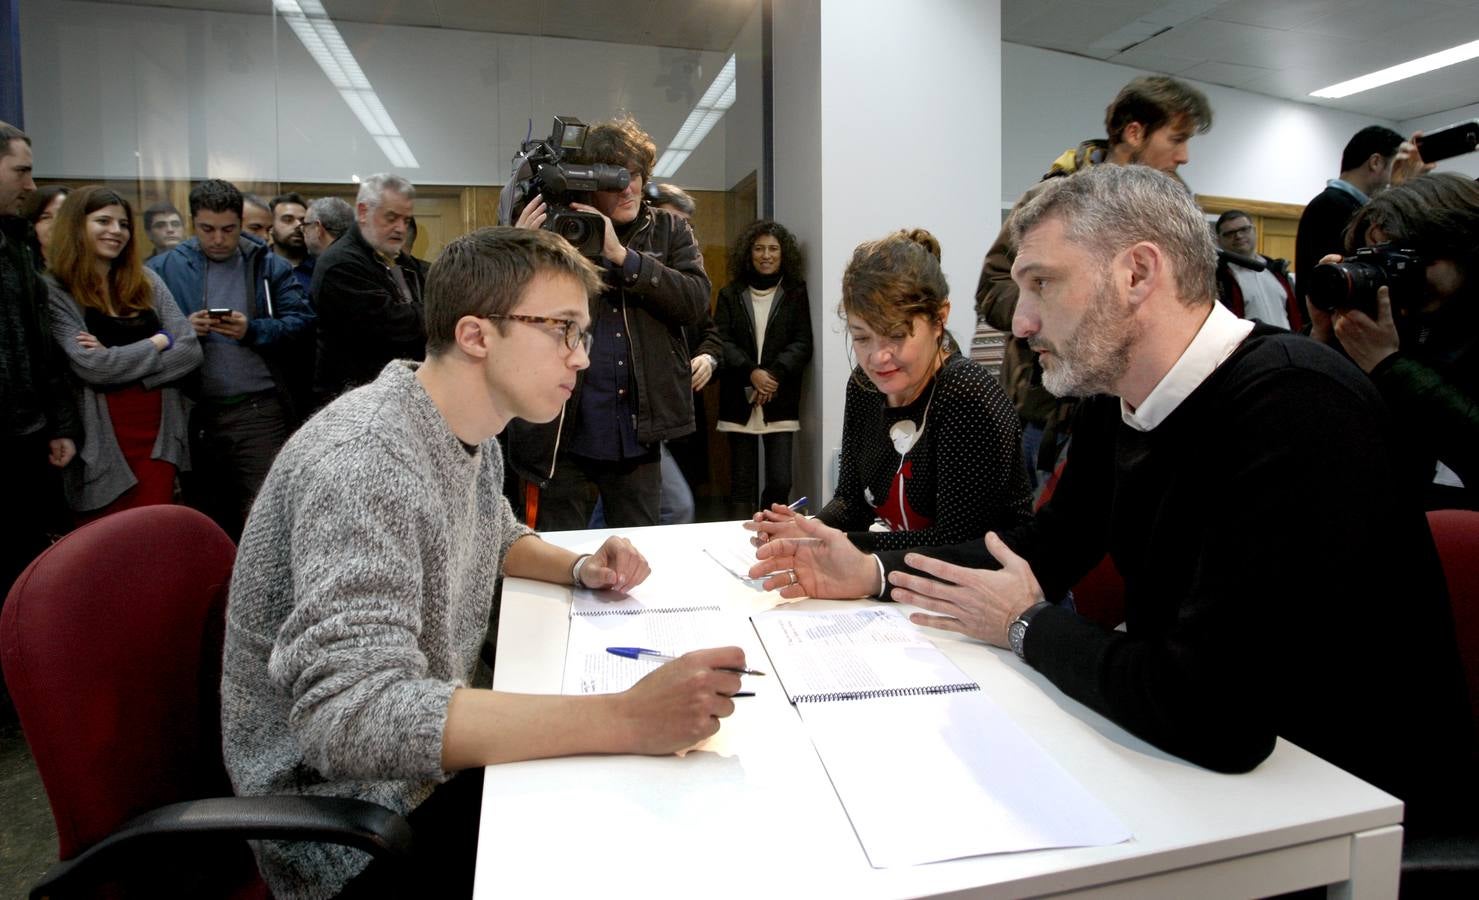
[617,647,746,753]
[749,512,878,599]
[887,532,1044,647]
[579,535,651,592]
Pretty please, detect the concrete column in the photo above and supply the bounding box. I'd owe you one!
[772,0,1003,506]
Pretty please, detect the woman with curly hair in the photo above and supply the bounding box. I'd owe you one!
[714,220,812,514]
[45,185,201,519]
[755,228,1031,551]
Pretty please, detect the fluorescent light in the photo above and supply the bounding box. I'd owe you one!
[274,0,419,168]
[652,54,737,179]
[652,149,691,179]
[1311,38,1479,99]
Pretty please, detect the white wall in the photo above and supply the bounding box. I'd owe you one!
[20,0,746,188]
[775,0,1001,506]
[1400,103,1479,179]
[1000,43,1402,208]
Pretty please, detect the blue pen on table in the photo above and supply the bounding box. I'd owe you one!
[606,647,767,677]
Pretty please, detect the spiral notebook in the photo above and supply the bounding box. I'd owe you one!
[562,596,727,695]
[752,607,1130,868]
[751,606,980,704]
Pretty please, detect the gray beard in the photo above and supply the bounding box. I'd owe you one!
[1040,278,1137,398]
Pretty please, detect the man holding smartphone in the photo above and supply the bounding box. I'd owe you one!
[148,179,315,539]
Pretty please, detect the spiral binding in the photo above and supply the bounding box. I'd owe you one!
[573,604,723,617]
[792,682,980,704]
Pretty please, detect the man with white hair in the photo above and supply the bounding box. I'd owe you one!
[750,165,1473,842]
[310,173,427,405]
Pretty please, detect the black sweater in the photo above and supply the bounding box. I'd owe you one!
[881,327,1474,827]
[818,352,1031,551]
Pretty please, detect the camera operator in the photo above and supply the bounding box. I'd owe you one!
[508,114,712,529]
[1308,172,1479,510]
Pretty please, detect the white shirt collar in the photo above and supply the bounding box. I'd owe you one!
[1120,302,1254,432]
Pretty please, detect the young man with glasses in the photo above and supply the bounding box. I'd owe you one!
[223,226,748,899]
[508,113,712,530]
[1213,209,1300,330]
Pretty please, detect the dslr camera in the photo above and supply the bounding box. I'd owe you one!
[1305,244,1424,318]
[506,116,630,258]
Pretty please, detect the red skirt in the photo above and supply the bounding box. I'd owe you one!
[79,385,177,523]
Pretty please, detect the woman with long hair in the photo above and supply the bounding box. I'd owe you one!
[713,219,813,515]
[21,184,67,270]
[45,185,201,519]
[758,228,1031,551]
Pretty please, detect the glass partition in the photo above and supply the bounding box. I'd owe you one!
[19,0,768,511]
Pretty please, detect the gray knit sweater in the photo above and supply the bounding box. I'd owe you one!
[45,268,202,511]
[221,361,532,899]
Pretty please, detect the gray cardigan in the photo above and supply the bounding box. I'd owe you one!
[221,361,532,899]
[45,268,202,511]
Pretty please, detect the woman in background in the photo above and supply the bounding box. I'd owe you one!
[758,228,1031,551]
[22,184,67,270]
[45,186,201,520]
[713,220,813,516]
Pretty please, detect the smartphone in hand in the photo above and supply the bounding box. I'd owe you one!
[1415,119,1479,163]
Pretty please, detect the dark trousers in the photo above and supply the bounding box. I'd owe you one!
[336,767,484,899]
[728,431,794,515]
[1,432,67,598]
[184,392,290,541]
[536,451,661,531]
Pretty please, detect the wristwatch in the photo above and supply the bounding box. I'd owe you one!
[1007,600,1052,660]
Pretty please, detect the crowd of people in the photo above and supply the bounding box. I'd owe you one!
[2,73,1476,898]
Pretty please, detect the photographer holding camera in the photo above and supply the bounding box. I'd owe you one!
[1307,172,1479,510]
[506,114,712,529]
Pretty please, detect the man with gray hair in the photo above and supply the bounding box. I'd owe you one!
[310,173,427,405]
[750,165,1473,841]
[303,196,352,257]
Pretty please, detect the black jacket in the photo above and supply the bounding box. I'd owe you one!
[506,205,711,486]
[0,215,79,444]
[1294,185,1363,312]
[879,327,1475,827]
[713,278,813,424]
[309,223,426,403]
[1214,254,1302,331]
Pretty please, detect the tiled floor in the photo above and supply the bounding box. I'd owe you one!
[0,701,56,899]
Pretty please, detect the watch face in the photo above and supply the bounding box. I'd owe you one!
[1008,619,1027,657]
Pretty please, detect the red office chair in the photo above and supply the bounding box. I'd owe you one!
[1427,509,1479,726]
[1399,509,1479,897]
[0,505,410,898]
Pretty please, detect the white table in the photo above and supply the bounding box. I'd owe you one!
[476,521,1402,899]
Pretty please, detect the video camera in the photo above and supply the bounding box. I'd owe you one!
[1306,244,1424,318]
[506,116,630,258]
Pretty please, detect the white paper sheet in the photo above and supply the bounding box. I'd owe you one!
[798,692,1131,867]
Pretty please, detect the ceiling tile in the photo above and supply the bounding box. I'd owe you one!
[1205,0,1368,31]
[1180,59,1274,88]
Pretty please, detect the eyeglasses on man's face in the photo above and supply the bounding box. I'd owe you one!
[1219,224,1254,239]
[483,314,593,353]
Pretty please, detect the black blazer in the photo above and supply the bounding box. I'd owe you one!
[713,279,813,424]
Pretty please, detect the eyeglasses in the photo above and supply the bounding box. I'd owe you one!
[1219,225,1254,239]
[483,314,592,353]
[303,220,321,229]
